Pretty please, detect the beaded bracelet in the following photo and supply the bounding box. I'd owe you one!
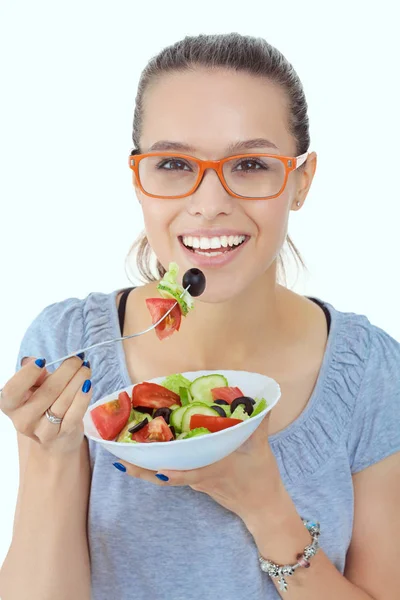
[258,519,321,592]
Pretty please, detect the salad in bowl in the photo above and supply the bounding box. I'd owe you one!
[83,370,281,470]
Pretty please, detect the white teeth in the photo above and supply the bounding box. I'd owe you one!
[196,250,224,256]
[181,234,246,250]
[220,236,228,248]
[200,237,211,249]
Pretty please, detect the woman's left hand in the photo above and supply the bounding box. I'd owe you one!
[115,413,285,525]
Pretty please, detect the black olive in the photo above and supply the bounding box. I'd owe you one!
[211,405,227,417]
[134,406,154,415]
[128,418,148,435]
[182,268,206,297]
[230,396,256,416]
[169,426,176,439]
[213,399,229,406]
[153,407,172,424]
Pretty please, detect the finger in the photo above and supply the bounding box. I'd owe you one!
[20,357,49,388]
[0,357,49,413]
[13,356,88,438]
[60,375,93,434]
[35,364,92,439]
[24,355,87,417]
[112,460,176,486]
[47,362,91,422]
[154,467,205,487]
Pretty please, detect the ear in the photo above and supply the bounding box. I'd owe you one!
[292,151,317,210]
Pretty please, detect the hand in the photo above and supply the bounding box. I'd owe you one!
[116,412,285,525]
[0,355,92,454]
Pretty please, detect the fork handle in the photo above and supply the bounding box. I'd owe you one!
[44,299,180,369]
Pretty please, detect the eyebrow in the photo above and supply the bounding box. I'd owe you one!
[147,138,278,154]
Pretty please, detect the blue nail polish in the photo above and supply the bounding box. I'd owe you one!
[82,379,92,393]
[76,352,85,360]
[35,358,46,368]
[156,473,169,482]
[113,462,126,472]
[82,360,90,368]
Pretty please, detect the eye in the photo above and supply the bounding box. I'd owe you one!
[156,158,192,171]
[233,158,268,172]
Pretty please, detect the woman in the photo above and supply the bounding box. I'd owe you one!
[1,33,399,600]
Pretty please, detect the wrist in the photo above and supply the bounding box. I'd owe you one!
[30,438,87,471]
[243,479,295,535]
[244,488,311,565]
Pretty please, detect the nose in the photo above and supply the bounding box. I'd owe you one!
[186,168,234,220]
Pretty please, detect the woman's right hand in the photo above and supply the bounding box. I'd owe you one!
[0,356,93,454]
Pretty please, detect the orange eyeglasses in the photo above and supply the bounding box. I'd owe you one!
[128,151,308,200]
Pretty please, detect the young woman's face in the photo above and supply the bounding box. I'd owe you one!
[135,68,316,302]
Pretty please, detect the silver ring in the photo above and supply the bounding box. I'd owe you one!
[45,408,63,424]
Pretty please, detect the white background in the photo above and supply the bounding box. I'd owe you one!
[0,0,399,567]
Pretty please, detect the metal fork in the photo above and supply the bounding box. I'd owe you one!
[44,286,191,369]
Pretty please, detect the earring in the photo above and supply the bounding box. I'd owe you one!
[296,201,301,207]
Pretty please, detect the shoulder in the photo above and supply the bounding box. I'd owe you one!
[323,300,399,372]
[325,302,400,473]
[15,290,118,373]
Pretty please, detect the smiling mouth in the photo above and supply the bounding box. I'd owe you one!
[178,234,249,256]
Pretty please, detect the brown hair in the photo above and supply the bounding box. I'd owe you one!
[126,33,309,285]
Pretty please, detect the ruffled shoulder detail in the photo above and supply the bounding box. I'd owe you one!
[81,290,127,405]
[15,296,85,373]
[269,303,373,485]
[15,291,127,408]
[346,322,400,473]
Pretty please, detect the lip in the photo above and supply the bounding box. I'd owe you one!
[178,236,250,268]
[178,228,250,238]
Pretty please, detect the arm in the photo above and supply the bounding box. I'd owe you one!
[246,451,400,600]
[0,434,91,600]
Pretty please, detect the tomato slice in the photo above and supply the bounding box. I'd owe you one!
[91,391,131,440]
[131,416,173,443]
[146,298,182,340]
[132,382,181,409]
[190,415,243,432]
[211,386,244,404]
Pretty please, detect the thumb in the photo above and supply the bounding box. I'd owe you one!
[252,409,272,439]
[21,356,49,388]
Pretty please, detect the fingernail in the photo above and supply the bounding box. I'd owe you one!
[82,379,92,393]
[156,473,169,482]
[76,352,85,360]
[35,358,46,369]
[82,360,91,369]
[113,462,126,472]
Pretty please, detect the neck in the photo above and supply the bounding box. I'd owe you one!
[177,264,292,366]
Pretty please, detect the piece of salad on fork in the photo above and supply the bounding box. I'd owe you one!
[145,262,205,340]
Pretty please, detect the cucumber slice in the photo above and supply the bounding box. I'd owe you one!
[181,404,220,432]
[179,387,192,406]
[170,405,188,432]
[189,374,228,404]
[230,405,250,421]
[214,404,231,417]
[169,404,181,411]
[158,284,193,316]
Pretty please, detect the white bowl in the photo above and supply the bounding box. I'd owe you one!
[83,370,281,471]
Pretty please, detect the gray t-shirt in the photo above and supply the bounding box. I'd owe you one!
[16,290,400,600]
